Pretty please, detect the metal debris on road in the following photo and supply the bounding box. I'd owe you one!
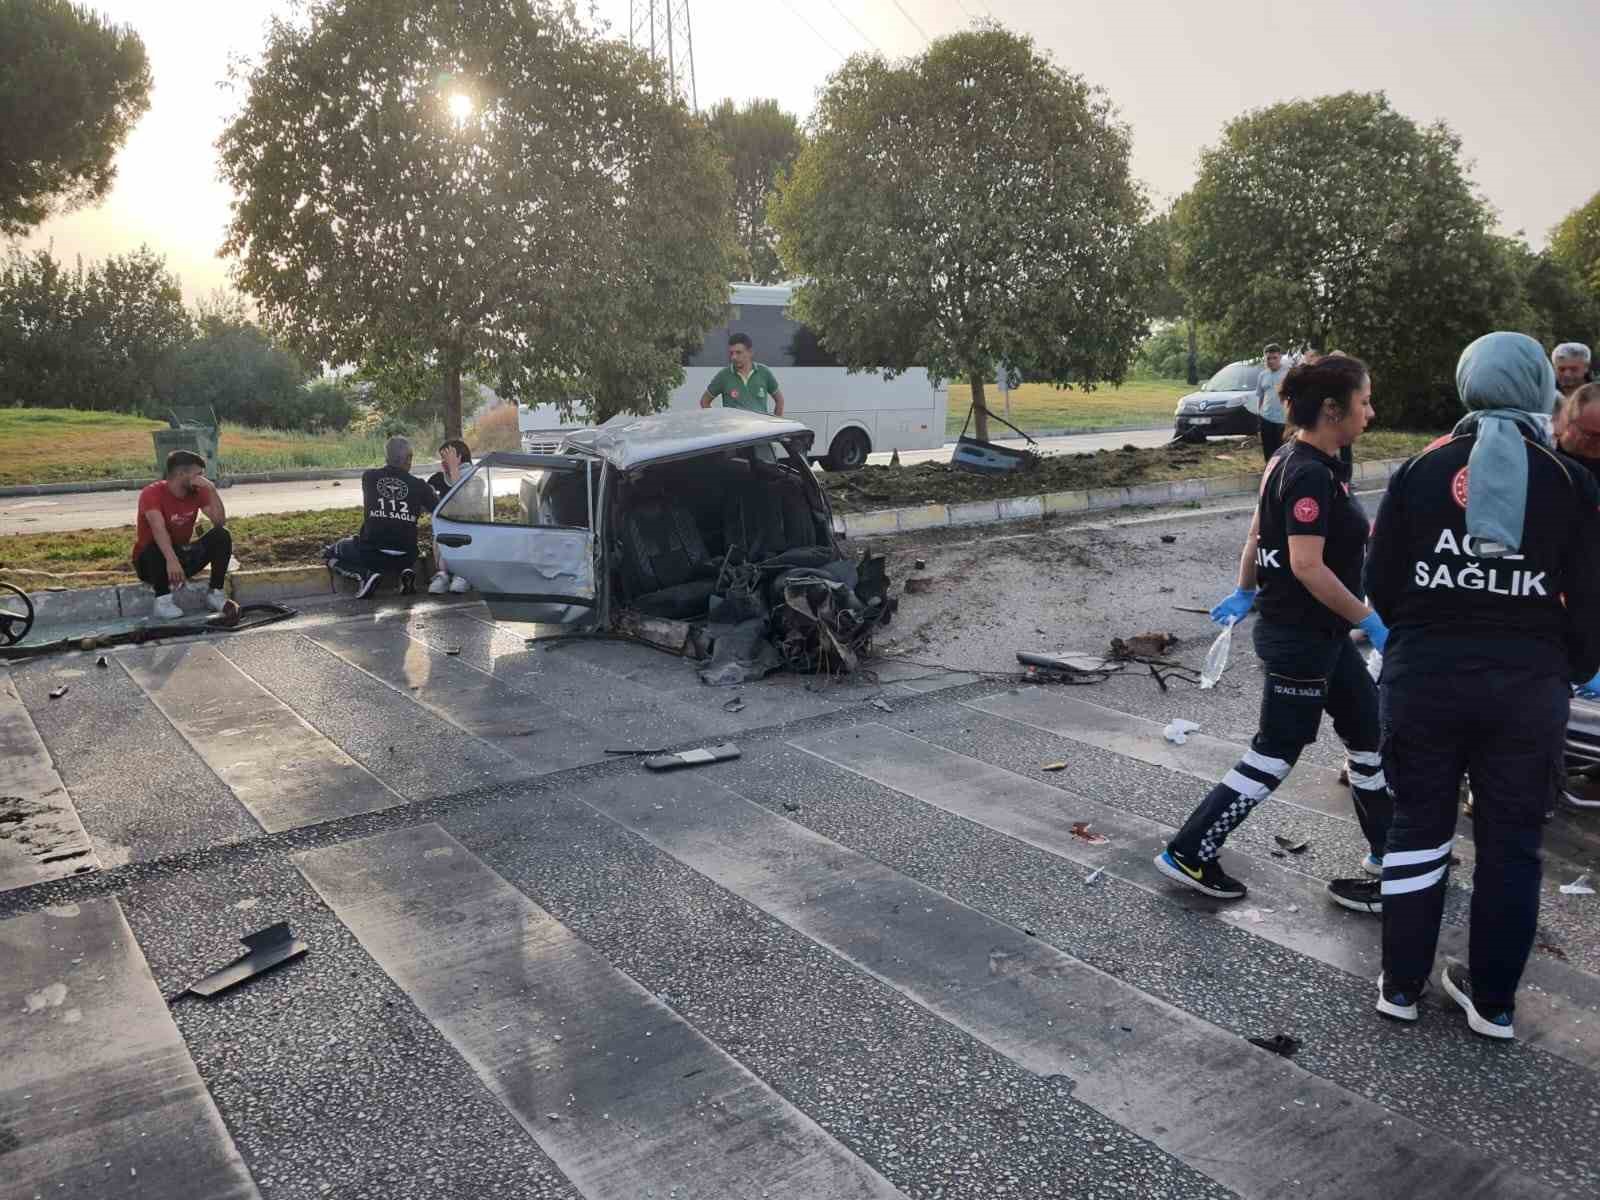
[48,685,68,699]
[871,698,894,713]
[643,743,742,772]
[1069,822,1110,846]
[1084,866,1106,886]
[904,576,934,594]
[1160,534,1177,544]
[1247,1033,1300,1058]
[722,696,747,713]
[1041,761,1067,772]
[1111,631,1178,660]
[1559,874,1595,896]
[913,558,926,570]
[1163,718,1199,744]
[180,921,308,1000]
[1273,835,1310,854]
[605,746,668,756]
[95,655,108,668]
[444,646,461,656]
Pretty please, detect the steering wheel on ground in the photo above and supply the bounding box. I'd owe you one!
[0,582,35,646]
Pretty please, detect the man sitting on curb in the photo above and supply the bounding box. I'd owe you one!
[132,450,233,621]
[323,435,437,598]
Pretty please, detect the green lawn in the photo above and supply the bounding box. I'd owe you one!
[946,378,1192,437]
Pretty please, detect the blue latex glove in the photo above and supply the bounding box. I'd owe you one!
[1209,587,1257,627]
[1357,612,1389,652]
[1577,670,1600,699]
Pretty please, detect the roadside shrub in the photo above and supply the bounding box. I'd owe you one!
[468,403,521,453]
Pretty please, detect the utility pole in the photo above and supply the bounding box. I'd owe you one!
[630,0,697,111]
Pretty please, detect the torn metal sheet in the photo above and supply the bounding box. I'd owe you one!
[643,743,741,772]
[183,921,308,999]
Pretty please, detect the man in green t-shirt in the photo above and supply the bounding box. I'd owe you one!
[699,332,785,416]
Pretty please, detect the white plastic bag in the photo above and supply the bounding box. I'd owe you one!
[1366,649,1383,682]
[1199,619,1235,690]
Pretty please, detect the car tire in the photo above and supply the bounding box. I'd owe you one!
[823,427,871,471]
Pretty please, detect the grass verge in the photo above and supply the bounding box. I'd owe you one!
[945,378,1191,437]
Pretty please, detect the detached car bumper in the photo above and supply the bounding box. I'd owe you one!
[1174,408,1259,439]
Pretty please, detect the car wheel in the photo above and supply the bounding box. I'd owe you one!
[824,427,871,471]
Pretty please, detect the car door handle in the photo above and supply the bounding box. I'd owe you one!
[436,534,472,547]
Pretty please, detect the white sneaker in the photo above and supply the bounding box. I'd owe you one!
[428,571,450,595]
[206,589,228,612]
[448,574,470,594]
[152,595,183,620]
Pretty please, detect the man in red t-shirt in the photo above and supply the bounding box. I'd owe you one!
[131,450,233,620]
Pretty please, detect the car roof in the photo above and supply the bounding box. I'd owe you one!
[562,408,813,470]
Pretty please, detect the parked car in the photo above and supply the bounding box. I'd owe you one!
[1173,360,1265,441]
[1565,691,1600,809]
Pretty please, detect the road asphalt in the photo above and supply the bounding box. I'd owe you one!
[2,495,1595,1200]
[0,428,1180,537]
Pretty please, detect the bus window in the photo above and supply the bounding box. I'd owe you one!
[681,303,838,369]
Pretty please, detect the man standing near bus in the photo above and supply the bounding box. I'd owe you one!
[700,332,785,417]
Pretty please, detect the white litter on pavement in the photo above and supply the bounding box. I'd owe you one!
[1163,719,1200,745]
[1560,874,1595,896]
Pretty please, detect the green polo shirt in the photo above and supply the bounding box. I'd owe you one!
[705,363,780,414]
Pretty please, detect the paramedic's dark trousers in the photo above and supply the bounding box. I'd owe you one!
[134,527,232,596]
[325,535,414,577]
[1380,667,1567,1012]
[1169,620,1392,862]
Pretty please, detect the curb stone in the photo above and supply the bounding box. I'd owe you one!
[833,456,1404,538]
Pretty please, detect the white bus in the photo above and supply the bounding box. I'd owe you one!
[520,282,948,470]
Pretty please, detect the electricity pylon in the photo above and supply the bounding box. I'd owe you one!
[630,0,697,110]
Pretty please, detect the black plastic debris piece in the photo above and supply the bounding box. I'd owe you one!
[1247,1033,1301,1058]
[913,558,926,570]
[644,743,741,772]
[95,655,108,668]
[183,922,308,999]
[1273,835,1310,854]
[722,696,747,713]
[1160,534,1177,544]
[48,686,68,700]
[605,747,668,757]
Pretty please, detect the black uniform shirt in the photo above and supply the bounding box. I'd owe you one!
[358,467,438,554]
[1255,440,1368,633]
[1364,433,1600,683]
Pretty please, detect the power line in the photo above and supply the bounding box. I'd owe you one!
[777,0,848,60]
[889,0,931,46]
[824,0,884,54]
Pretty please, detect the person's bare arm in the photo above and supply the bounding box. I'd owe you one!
[145,510,186,590]
[1236,507,1262,590]
[196,476,226,527]
[699,391,714,409]
[771,388,785,417]
[1288,535,1372,624]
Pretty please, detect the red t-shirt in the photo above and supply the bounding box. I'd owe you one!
[131,481,204,563]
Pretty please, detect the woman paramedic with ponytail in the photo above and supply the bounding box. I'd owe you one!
[1364,332,1600,1038]
[1156,354,1392,913]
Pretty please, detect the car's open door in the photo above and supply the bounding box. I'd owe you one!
[431,452,600,624]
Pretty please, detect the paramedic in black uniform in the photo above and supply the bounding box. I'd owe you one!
[1365,331,1600,1038]
[1157,354,1391,913]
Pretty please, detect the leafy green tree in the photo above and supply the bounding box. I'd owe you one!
[1176,92,1521,429]
[167,309,319,430]
[0,244,190,413]
[1550,191,1600,305]
[0,0,152,234]
[1500,241,1600,352]
[218,0,737,439]
[772,28,1156,443]
[706,98,803,284]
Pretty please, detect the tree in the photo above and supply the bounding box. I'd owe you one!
[218,0,737,440]
[771,27,1156,443]
[1176,92,1522,429]
[706,98,803,284]
[0,0,152,234]
[1144,210,1200,384]
[0,244,190,413]
[1501,241,1600,352]
[168,311,319,430]
[1550,191,1600,304]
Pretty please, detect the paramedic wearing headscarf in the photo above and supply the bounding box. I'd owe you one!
[1364,331,1600,1040]
[1157,354,1392,913]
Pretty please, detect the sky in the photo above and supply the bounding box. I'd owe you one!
[20,0,1600,302]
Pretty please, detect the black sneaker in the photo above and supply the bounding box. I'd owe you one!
[399,568,416,596]
[1440,962,1514,1040]
[355,572,383,600]
[1327,877,1382,914]
[1155,848,1247,899]
[1376,972,1424,1022]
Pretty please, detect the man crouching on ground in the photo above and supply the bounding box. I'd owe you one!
[324,435,437,598]
[133,450,233,620]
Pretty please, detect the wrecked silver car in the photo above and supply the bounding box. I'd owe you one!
[1565,692,1600,810]
[431,409,894,683]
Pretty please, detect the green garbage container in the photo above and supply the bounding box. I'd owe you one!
[153,406,222,477]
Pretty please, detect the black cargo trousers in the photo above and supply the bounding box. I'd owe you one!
[1170,619,1392,862]
[1380,665,1568,1013]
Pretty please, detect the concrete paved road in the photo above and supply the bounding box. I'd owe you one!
[0,427,1183,537]
[3,495,1596,1200]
